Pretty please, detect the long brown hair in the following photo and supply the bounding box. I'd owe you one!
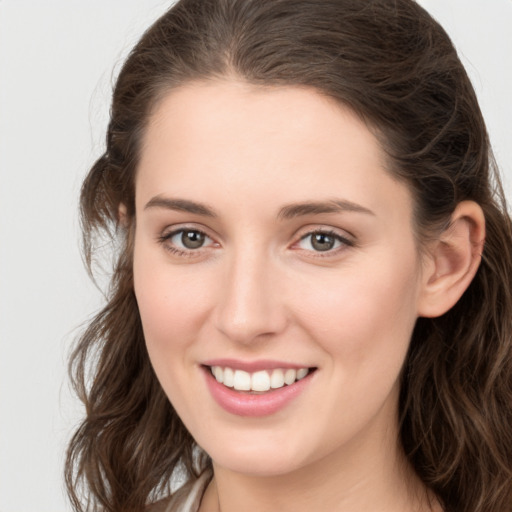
[66,1,512,510]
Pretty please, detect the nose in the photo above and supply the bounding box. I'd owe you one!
[213,248,288,345]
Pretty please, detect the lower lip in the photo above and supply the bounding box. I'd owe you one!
[203,367,314,417]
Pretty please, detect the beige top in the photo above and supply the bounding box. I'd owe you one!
[164,470,212,512]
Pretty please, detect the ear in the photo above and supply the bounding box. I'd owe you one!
[118,203,129,228]
[417,201,485,318]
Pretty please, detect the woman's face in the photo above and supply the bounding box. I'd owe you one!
[133,81,426,476]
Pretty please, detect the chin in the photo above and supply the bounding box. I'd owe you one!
[212,452,305,477]
[199,432,313,477]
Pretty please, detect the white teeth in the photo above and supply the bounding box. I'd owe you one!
[223,367,234,387]
[296,368,308,380]
[233,370,251,391]
[251,370,271,392]
[210,366,311,392]
[270,368,285,389]
[284,369,297,385]
[213,366,223,383]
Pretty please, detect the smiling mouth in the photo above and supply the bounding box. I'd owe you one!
[207,366,316,393]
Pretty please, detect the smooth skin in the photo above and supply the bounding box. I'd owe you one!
[132,80,484,512]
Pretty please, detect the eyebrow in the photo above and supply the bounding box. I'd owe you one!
[144,196,217,217]
[143,196,374,219]
[277,199,374,219]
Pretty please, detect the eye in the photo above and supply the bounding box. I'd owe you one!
[173,229,208,249]
[158,228,216,255]
[297,230,351,253]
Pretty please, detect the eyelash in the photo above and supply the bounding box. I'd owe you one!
[157,227,215,258]
[295,230,354,257]
[157,227,354,258]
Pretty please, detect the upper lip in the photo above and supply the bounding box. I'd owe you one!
[202,358,315,373]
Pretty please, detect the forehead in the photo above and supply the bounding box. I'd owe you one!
[136,80,412,222]
[142,80,382,167]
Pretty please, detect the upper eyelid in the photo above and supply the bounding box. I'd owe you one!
[160,223,216,239]
[294,231,353,250]
[158,226,216,250]
[293,224,355,242]
[299,228,351,239]
[166,227,213,239]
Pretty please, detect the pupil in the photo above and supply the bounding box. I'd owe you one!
[312,233,334,251]
[182,231,205,249]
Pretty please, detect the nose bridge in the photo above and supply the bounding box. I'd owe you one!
[215,244,286,344]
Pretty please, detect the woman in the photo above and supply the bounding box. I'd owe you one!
[65,0,512,511]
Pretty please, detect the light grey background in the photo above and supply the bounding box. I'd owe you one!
[0,1,511,511]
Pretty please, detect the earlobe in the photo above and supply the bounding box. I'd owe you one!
[417,201,485,318]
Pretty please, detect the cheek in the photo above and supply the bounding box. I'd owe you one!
[133,251,212,414]
[135,272,199,347]
[133,244,217,362]
[286,255,420,446]
[293,253,420,369]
